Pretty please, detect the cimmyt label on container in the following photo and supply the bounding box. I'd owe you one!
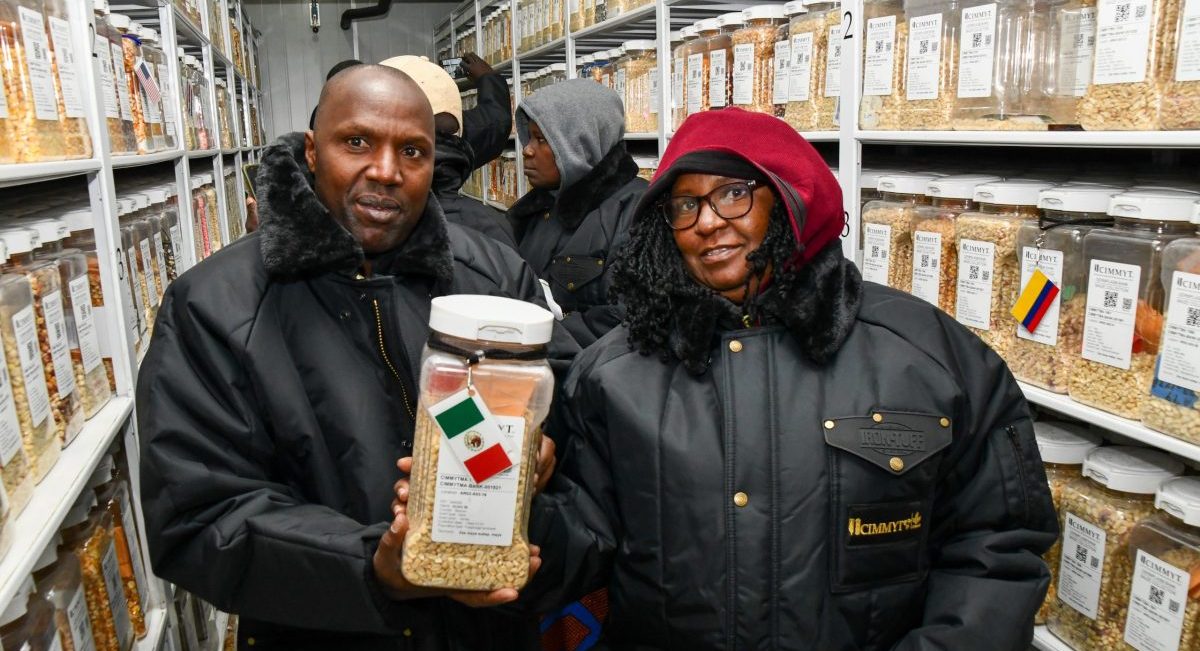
[650,66,660,114]
[48,16,86,118]
[101,541,133,649]
[158,63,178,132]
[773,41,791,104]
[1082,258,1141,369]
[863,16,897,96]
[69,275,102,375]
[153,233,169,289]
[687,53,704,113]
[1124,549,1189,651]
[1155,271,1200,392]
[825,26,844,97]
[1059,512,1106,620]
[0,339,23,467]
[18,7,60,121]
[956,239,996,330]
[126,248,146,333]
[96,37,120,119]
[1177,0,1200,81]
[733,43,755,104]
[139,240,159,308]
[957,3,998,98]
[12,305,51,427]
[907,13,944,100]
[673,57,684,110]
[42,290,76,399]
[862,223,891,285]
[1056,8,1097,96]
[789,32,814,102]
[432,415,526,546]
[110,42,134,121]
[1093,0,1154,84]
[1017,247,1065,345]
[911,230,943,306]
[66,585,97,651]
[710,49,728,107]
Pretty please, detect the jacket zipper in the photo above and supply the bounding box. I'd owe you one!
[372,298,415,421]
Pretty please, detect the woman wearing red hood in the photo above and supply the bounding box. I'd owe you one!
[517,109,1058,649]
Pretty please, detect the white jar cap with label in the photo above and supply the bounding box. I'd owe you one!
[109,12,132,30]
[549,63,567,72]
[718,11,746,26]
[784,0,808,15]
[680,25,699,38]
[61,208,93,234]
[0,578,33,626]
[1034,421,1101,465]
[1156,477,1200,527]
[744,4,787,20]
[878,172,944,196]
[973,180,1056,207]
[0,228,38,255]
[670,30,684,42]
[622,40,656,52]
[32,534,62,573]
[926,174,1002,200]
[695,18,721,33]
[1083,446,1184,495]
[1109,190,1200,222]
[1039,185,1123,214]
[430,295,554,345]
[22,218,69,244]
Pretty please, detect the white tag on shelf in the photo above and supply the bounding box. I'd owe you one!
[1093,0,1154,84]
[12,305,51,428]
[686,53,704,114]
[709,49,728,107]
[863,16,897,96]
[732,43,755,105]
[957,3,998,98]
[773,40,791,105]
[68,276,102,375]
[906,12,944,100]
[47,16,86,118]
[1017,247,1065,345]
[1059,512,1106,620]
[1124,549,1189,651]
[0,340,24,467]
[789,32,814,102]
[824,25,843,97]
[1155,271,1200,392]
[911,230,943,306]
[42,290,77,399]
[956,238,996,330]
[1082,258,1141,370]
[862,223,891,285]
[18,7,61,121]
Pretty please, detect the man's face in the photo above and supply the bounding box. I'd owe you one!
[305,69,435,255]
[522,121,560,190]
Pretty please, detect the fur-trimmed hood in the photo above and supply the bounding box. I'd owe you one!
[508,141,640,232]
[255,132,454,284]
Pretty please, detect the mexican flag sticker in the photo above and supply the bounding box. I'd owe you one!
[428,389,515,484]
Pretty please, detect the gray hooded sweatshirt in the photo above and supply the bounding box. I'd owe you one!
[516,79,625,191]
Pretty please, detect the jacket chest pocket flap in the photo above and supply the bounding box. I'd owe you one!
[824,410,952,593]
[547,255,606,298]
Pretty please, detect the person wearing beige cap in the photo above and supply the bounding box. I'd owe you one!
[380,55,517,249]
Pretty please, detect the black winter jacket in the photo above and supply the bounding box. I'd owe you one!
[510,143,647,348]
[523,244,1059,650]
[462,72,512,170]
[434,132,517,250]
[137,133,578,651]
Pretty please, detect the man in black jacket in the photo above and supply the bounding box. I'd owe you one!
[460,52,512,171]
[137,64,575,651]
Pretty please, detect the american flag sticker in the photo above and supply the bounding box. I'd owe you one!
[135,58,161,103]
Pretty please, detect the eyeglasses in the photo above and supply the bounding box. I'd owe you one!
[662,180,760,231]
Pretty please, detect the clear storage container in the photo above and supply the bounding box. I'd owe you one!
[110,16,161,154]
[686,20,717,116]
[813,0,843,129]
[955,180,1055,362]
[1033,420,1102,625]
[138,27,174,151]
[1007,186,1119,392]
[33,534,98,651]
[1142,201,1200,442]
[891,0,961,130]
[403,296,555,591]
[783,1,823,129]
[1123,477,1200,651]
[125,202,159,334]
[772,2,805,118]
[116,205,146,346]
[1034,0,1099,127]
[91,458,145,639]
[911,174,1001,313]
[1068,190,1200,419]
[951,0,1051,130]
[201,177,222,253]
[1047,446,1184,650]
[60,493,134,651]
[1162,0,1200,130]
[622,40,657,133]
[215,78,233,150]
[1076,0,1176,129]
[732,5,787,113]
[709,13,742,111]
[42,0,93,161]
[0,0,73,163]
[862,172,943,291]
[0,579,57,651]
[671,29,693,124]
[64,211,130,391]
[860,0,908,129]
[0,252,34,517]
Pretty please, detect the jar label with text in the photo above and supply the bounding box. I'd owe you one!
[101,541,134,649]
[119,490,150,602]
[789,33,814,102]
[119,251,140,344]
[110,42,134,121]
[862,224,891,285]
[907,13,944,100]
[1082,259,1141,370]
[13,305,51,427]
[158,63,178,131]
[1124,549,1189,651]
[1177,0,1200,81]
[126,248,146,331]
[773,41,791,104]
[673,57,684,109]
[67,585,97,651]
[825,26,843,97]
[864,16,898,96]
[911,230,943,306]
[48,16,86,118]
[18,7,61,121]
[957,3,998,99]
[650,66,660,114]
[687,53,704,113]
[1056,8,1098,96]
[0,338,24,466]
[68,276,102,374]
[1017,247,1065,345]
[1154,271,1200,394]
[956,239,996,330]
[432,415,526,546]
[1093,0,1154,85]
[169,224,186,273]
[96,37,120,119]
[733,43,755,104]
[153,233,169,289]
[710,49,728,107]
[140,240,159,308]
[615,69,627,106]
[42,290,77,399]
[1059,512,1106,620]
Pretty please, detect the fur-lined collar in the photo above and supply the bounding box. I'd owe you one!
[256,132,454,283]
[509,142,639,230]
[667,243,861,375]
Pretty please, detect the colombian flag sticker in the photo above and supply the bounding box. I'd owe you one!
[1011,268,1061,334]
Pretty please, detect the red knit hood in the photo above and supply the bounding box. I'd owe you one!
[640,108,843,264]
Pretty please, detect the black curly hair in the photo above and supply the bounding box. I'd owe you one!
[609,191,802,372]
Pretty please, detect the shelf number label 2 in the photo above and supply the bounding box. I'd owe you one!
[844,10,854,39]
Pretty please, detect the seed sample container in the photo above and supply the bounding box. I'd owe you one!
[1047,446,1183,650]
[91,458,146,639]
[813,0,843,129]
[732,5,787,113]
[1009,186,1119,393]
[1124,477,1200,651]
[0,579,57,651]
[859,0,906,129]
[32,534,98,651]
[951,0,1051,130]
[673,26,699,129]
[686,19,718,116]
[955,180,1055,363]
[783,1,821,129]
[1068,190,1199,419]
[910,174,1000,313]
[403,296,555,591]
[1034,420,1102,625]
[1076,0,1177,129]
[60,493,134,651]
[708,13,742,111]
[621,40,657,133]
[862,172,943,291]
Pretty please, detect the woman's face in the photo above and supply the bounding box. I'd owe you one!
[521,121,561,190]
[671,173,775,304]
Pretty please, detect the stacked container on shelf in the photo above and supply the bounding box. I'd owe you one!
[92,1,134,155]
[215,78,234,149]
[950,0,1047,130]
[138,26,176,151]
[172,0,201,29]
[40,0,93,161]
[114,199,146,355]
[0,240,36,519]
[782,1,821,129]
[120,196,160,337]
[813,0,842,129]
[223,167,243,241]
[672,26,697,130]
[859,0,907,129]
[731,5,788,114]
[0,579,59,651]
[1066,190,1200,419]
[709,12,742,113]
[687,19,720,116]
[909,174,1001,314]
[31,533,99,651]
[60,491,135,651]
[88,457,145,640]
[620,41,657,133]
[861,172,945,292]
[209,0,226,55]
[62,208,132,391]
[110,14,167,154]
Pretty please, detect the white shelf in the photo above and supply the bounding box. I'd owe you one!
[626,132,658,140]
[187,149,220,158]
[0,159,102,187]
[0,396,135,613]
[1020,382,1200,464]
[135,607,169,651]
[572,4,657,39]
[858,129,1200,148]
[112,150,185,169]
[1032,626,1072,651]
[518,37,566,61]
[171,5,210,46]
[800,131,839,142]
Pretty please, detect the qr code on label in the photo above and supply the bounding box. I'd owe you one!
[1150,585,1165,606]
[871,245,881,258]
[920,254,931,269]
[918,39,930,54]
[1171,599,1181,614]
[971,32,982,47]
[1115,2,1131,21]
[1075,545,1088,563]
[1123,297,1134,312]
[1135,3,1147,17]
[969,265,980,281]
[875,41,885,53]
[1104,291,1118,309]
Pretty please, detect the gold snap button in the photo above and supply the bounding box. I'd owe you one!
[889,457,904,472]
[403,628,413,637]
[247,639,256,647]
[872,413,883,423]
[733,492,749,507]
[729,340,743,353]
[597,259,604,266]
[823,420,835,430]
[567,282,576,291]
[939,417,950,428]
[565,256,572,263]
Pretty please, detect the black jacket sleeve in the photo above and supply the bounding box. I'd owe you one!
[137,279,427,636]
[462,73,512,170]
[892,317,1059,651]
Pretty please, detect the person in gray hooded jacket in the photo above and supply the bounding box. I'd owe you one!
[509,79,648,348]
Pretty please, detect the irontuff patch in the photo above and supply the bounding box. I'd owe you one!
[846,501,925,547]
[823,410,953,475]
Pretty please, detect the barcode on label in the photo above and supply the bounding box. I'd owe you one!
[25,342,35,360]
[1105,290,1118,308]
[1187,307,1200,327]
[921,254,931,268]
[1115,2,1130,21]
[969,265,980,280]
[1150,585,1165,605]
[1076,545,1088,562]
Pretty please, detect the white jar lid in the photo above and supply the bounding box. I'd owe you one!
[579,53,595,64]
[1109,190,1200,222]
[719,11,746,26]
[25,218,69,244]
[0,578,33,626]
[784,0,808,14]
[33,534,62,573]
[429,295,554,345]
[858,168,894,190]
[878,172,944,195]
[109,12,131,30]
[744,4,787,20]
[0,228,38,255]
[622,40,656,52]
[670,30,684,42]
[973,180,1056,207]
[695,18,721,32]
[680,25,699,38]
[1034,421,1101,464]
[804,0,837,6]
[1083,446,1183,494]
[1039,185,1122,214]
[604,48,624,59]
[62,209,93,234]
[1156,477,1200,527]
[549,63,567,72]
[926,174,1002,200]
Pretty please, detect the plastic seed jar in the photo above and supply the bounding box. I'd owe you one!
[783,1,822,129]
[859,0,906,129]
[1032,0,1099,127]
[685,20,716,116]
[92,0,135,155]
[1068,190,1200,419]
[732,5,787,113]
[38,236,109,422]
[893,0,960,130]
[201,176,222,253]
[0,578,58,651]
[951,0,1050,130]
[1123,477,1200,650]
[0,256,34,517]
[1034,420,1102,626]
[125,201,160,337]
[954,180,1054,362]
[1077,0,1177,129]
[1047,446,1184,650]
[42,0,93,161]
[109,15,154,154]
[1007,186,1119,393]
[771,2,804,118]
[90,458,145,639]
[138,27,174,151]
[1142,202,1200,442]
[60,493,134,651]
[101,12,139,154]
[910,174,1000,313]
[0,0,69,163]
[403,296,555,591]
[215,79,233,150]
[33,534,98,651]
[116,205,147,346]
[1162,0,1200,129]
[708,13,742,111]
[621,40,657,133]
[813,0,843,130]
[862,172,944,291]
